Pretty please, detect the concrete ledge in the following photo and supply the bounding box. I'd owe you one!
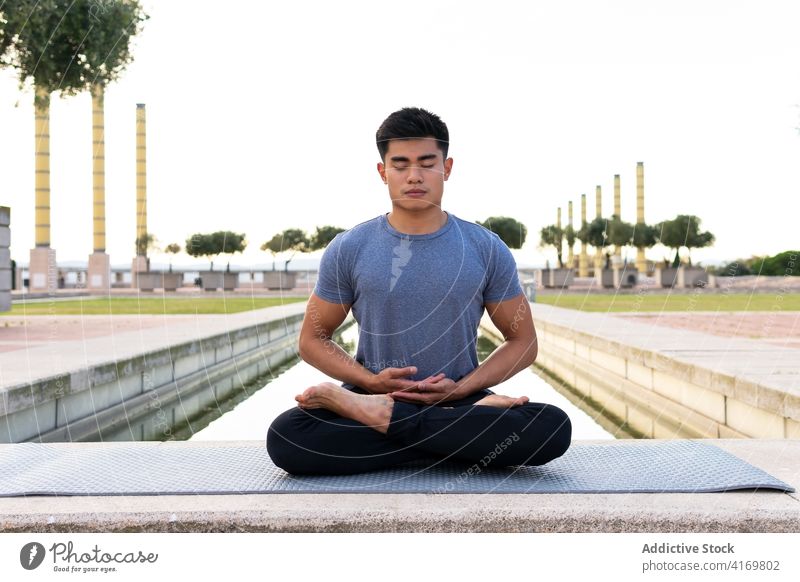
[0,303,315,442]
[495,304,800,439]
[0,439,798,532]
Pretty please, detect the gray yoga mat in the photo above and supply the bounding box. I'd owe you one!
[0,440,793,496]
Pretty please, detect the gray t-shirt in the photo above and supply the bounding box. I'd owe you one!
[313,211,524,388]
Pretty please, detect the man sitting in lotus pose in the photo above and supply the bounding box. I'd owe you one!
[266,107,572,475]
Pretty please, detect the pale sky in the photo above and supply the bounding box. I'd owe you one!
[1,0,799,268]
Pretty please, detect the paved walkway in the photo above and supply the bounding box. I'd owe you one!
[0,303,307,390]
[615,311,800,349]
[531,303,800,397]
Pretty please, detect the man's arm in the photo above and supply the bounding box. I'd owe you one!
[454,292,538,395]
[298,293,419,394]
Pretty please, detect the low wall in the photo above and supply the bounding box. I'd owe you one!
[0,206,10,312]
[480,306,799,440]
[0,313,312,443]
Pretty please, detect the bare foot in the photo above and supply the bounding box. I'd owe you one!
[295,382,395,434]
[473,394,529,408]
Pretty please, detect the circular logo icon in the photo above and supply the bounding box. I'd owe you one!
[20,542,46,570]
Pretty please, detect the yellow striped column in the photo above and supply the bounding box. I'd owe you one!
[613,174,621,258]
[556,206,564,269]
[88,83,110,290]
[594,185,604,273]
[35,87,50,248]
[556,207,562,268]
[93,85,105,253]
[567,200,574,269]
[136,104,147,254]
[635,162,646,273]
[29,86,57,292]
[131,104,150,286]
[578,194,588,277]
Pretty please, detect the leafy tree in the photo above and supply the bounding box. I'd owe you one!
[261,228,309,272]
[580,218,610,250]
[186,234,213,269]
[710,260,752,277]
[164,243,181,273]
[607,216,635,253]
[539,224,564,268]
[563,224,576,251]
[0,0,148,95]
[655,215,715,267]
[186,231,247,271]
[751,250,800,276]
[477,216,527,249]
[632,222,658,250]
[1,1,148,251]
[134,232,158,256]
[309,226,346,251]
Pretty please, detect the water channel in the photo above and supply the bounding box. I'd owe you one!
[162,322,622,442]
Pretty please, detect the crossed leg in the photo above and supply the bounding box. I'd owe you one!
[266,382,572,475]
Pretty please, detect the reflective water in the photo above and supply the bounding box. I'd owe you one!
[188,323,616,441]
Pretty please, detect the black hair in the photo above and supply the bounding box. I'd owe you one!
[376,107,449,162]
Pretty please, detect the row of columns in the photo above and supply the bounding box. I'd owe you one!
[28,96,148,292]
[556,162,646,276]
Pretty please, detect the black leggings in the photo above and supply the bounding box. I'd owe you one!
[266,386,573,476]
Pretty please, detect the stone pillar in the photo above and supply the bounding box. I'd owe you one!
[88,83,111,291]
[578,194,589,277]
[635,162,647,274]
[132,104,149,287]
[29,87,57,292]
[29,247,57,292]
[1,206,11,312]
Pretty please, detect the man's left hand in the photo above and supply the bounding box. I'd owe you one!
[388,374,469,405]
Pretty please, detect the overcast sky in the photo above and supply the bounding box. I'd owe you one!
[1,0,799,268]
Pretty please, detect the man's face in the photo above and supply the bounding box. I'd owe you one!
[377,137,453,212]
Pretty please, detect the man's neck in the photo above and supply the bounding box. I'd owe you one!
[386,207,448,235]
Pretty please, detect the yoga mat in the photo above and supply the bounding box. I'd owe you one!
[0,440,793,496]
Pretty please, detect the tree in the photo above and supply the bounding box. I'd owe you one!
[607,216,635,257]
[751,250,800,276]
[164,243,181,273]
[711,260,752,277]
[477,216,527,249]
[655,215,715,267]
[581,218,610,251]
[575,220,592,248]
[1,1,148,251]
[1,1,148,94]
[186,231,247,271]
[538,224,564,268]
[309,225,346,251]
[632,223,658,251]
[564,224,576,253]
[261,228,310,272]
[134,232,158,256]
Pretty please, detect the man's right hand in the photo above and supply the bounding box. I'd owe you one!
[368,366,423,393]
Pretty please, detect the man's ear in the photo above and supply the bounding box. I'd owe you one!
[377,161,387,183]
[444,157,453,180]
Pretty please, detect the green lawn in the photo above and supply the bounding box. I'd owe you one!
[535,293,800,312]
[3,296,309,316]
